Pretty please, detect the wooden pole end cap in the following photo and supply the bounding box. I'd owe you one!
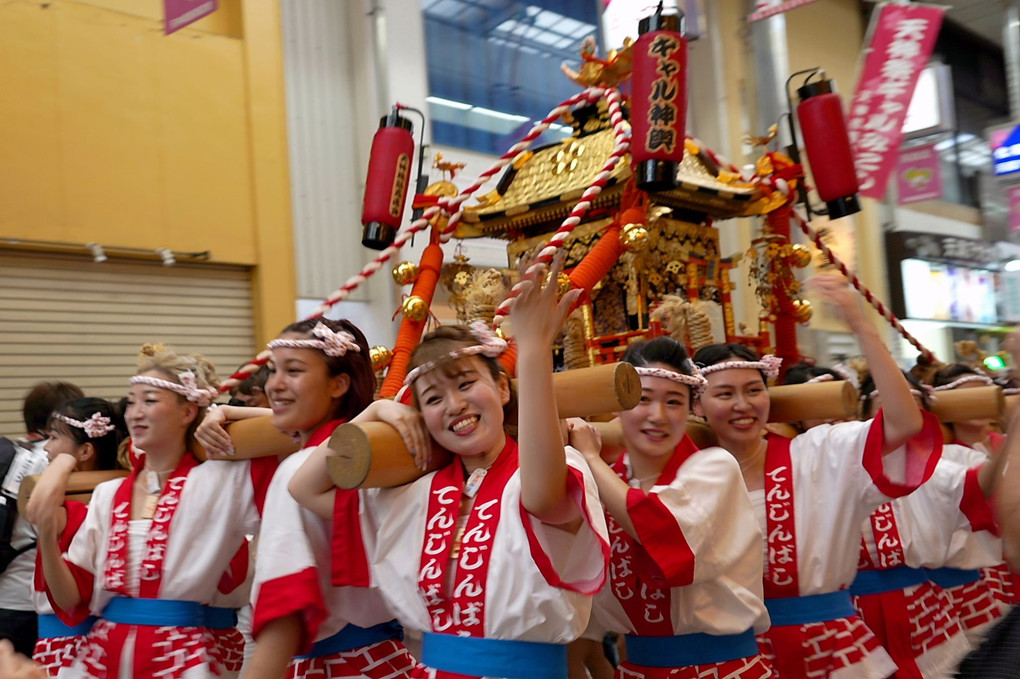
[326,423,373,490]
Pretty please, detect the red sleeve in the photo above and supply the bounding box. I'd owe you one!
[34,501,89,594]
[252,567,328,654]
[862,409,942,498]
[38,501,93,626]
[249,456,281,516]
[218,539,250,595]
[960,466,999,535]
[519,465,609,595]
[45,558,95,627]
[330,488,371,587]
[626,488,696,587]
[989,431,1006,456]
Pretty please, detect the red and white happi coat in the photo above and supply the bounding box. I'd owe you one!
[252,420,419,679]
[592,436,771,678]
[33,500,89,677]
[754,410,942,679]
[854,454,993,678]
[946,436,1020,609]
[935,443,1011,640]
[56,452,278,679]
[332,437,609,677]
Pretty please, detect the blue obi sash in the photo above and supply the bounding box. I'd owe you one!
[421,632,566,679]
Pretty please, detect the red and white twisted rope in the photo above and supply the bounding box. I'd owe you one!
[493,87,629,326]
[792,208,936,362]
[218,87,610,393]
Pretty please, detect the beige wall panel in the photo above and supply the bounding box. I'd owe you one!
[0,252,254,435]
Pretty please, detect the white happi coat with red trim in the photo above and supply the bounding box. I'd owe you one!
[335,438,608,671]
[56,453,277,679]
[755,410,942,679]
[251,420,417,678]
[935,444,1007,639]
[592,438,772,678]
[854,453,992,678]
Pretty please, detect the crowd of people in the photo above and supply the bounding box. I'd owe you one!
[3,266,1020,679]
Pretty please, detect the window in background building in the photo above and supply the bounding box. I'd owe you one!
[929,19,1009,213]
[422,0,601,155]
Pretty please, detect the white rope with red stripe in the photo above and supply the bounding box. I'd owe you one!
[492,87,629,326]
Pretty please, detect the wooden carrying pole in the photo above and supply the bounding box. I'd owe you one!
[766,381,858,424]
[327,362,641,489]
[18,470,129,513]
[929,386,1003,423]
[192,416,301,461]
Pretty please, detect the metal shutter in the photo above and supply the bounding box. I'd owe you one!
[0,251,255,435]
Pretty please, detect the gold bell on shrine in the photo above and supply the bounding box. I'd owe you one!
[789,244,812,269]
[792,298,813,323]
[392,261,419,286]
[369,345,393,371]
[620,222,650,253]
[402,295,430,322]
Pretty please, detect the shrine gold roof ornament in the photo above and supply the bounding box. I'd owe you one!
[560,36,634,89]
[452,114,761,240]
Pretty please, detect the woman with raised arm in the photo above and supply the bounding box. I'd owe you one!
[927,363,1020,614]
[570,336,772,678]
[691,272,943,679]
[290,257,610,679]
[25,397,126,676]
[28,345,278,679]
[834,371,987,677]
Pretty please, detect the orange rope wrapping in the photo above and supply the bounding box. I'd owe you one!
[569,222,624,294]
[498,339,518,378]
[379,243,445,398]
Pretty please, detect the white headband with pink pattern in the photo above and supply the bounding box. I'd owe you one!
[267,322,361,357]
[697,354,783,381]
[130,370,218,408]
[634,366,708,396]
[397,321,508,400]
[53,412,116,439]
[931,374,994,392]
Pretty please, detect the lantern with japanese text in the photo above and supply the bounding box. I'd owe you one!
[362,107,415,250]
[795,75,861,219]
[630,5,687,192]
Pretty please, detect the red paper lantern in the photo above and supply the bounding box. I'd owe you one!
[796,78,861,219]
[362,108,415,250]
[630,7,687,192]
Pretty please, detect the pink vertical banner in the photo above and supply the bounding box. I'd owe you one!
[1009,185,1020,233]
[896,144,942,204]
[164,0,217,35]
[846,4,945,199]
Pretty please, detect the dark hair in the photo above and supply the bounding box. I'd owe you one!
[622,337,697,395]
[23,382,85,434]
[277,319,375,421]
[859,370,930,418]
[782,362,844,386]
[408,325,518,437]
[933,363,983,388]
[48,398,127,471]
[233,364,270,398]
[692,343,768,384]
